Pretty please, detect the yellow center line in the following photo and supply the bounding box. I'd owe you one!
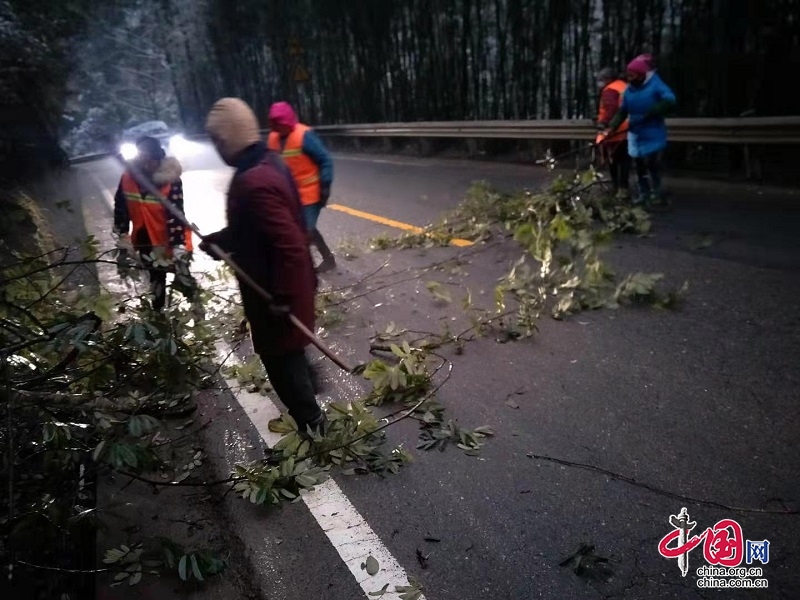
[327,203,473,247]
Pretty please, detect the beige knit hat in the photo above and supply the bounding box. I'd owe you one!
[205,98,261,164]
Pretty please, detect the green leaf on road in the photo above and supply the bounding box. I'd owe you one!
[365,555,380,576]
[190,554,204,581]
[178,555,188,581]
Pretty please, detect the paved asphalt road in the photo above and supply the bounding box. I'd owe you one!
[47,142,800,599]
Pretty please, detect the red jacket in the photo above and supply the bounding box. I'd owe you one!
[203,143,316,356]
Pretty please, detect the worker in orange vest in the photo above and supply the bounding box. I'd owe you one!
[113,136,199,312]
[595,67,631,199]
[267,102,336,273]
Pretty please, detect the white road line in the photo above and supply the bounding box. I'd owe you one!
[219,353,425,600]
[93,171,426,600]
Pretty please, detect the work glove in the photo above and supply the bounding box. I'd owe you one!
[199,237,223,260]
[172,246,195,288]
[172,245,188,262]
[113,233,134,277]
[319,184,331,207]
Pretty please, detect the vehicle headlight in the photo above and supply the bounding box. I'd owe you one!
[120,142,138,161]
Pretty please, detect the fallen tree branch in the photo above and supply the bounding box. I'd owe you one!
[306,356,453,461]
[326,259,391,294]
[15,559,110,575]
[117,469,236,488]
[530,453,798,515]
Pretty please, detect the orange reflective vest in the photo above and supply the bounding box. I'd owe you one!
[267,124,320,206]
[596,79,629,144]
[120,173,193,253]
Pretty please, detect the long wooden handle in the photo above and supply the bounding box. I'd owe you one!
[120,159,353,373]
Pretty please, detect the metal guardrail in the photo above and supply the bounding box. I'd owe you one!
[70,152,111,164]
[313,117,800,145]
[68,117,800,165]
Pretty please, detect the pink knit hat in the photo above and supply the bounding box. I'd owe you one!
[634,53,655,70]
[268,101,298,129]
[626,57,649,77]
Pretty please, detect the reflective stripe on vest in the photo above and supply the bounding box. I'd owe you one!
[120,173,193,251]
[599,79,629,143]
[267,124,321,206]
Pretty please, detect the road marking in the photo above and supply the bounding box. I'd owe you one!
[95,176,426,600]
[328,203,473,247]
[220,353,426,600]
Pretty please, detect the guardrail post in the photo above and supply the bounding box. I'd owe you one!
[466,138,478,158]
[743,144,763,181]
[743,144,752,179]
[419,138,433,157]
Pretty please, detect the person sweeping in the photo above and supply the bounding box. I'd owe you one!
[202,98,326,433]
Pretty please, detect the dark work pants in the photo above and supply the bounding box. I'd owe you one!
[140,251,198,311]
[260,350,324,432]
[310,228,335,263]
[607,141,631,194]
[634,151,663,200]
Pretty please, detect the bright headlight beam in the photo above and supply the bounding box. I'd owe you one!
[120,143,138,161]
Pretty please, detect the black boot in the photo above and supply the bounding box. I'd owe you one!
[311,229,336,273]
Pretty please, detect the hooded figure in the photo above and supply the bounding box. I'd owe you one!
[267,101,336,273]
[634,53,661,84]
[113,136,198,311]
[604,56,676,207]
[202,98,324,432]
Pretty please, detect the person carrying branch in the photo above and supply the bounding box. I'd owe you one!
[595,67,631,200]
[113,136,200,313]
[201,97,325,434]
[267,101,336,273]
[601,56,676,208]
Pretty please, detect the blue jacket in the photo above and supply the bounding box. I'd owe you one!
[619,73,676,157]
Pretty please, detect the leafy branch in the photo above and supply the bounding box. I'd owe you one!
[370,174,688,338]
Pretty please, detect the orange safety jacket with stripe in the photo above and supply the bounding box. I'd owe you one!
[116,172,193,254]
[267,124,320,206]
[596,79,629,144]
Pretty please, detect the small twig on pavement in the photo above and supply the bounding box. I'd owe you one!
[118,469,236,488]
[15,559,110,574]
[326,259,391,294]
[530,453,799,515]
[327,241,502,308]
[152,420,212,448]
